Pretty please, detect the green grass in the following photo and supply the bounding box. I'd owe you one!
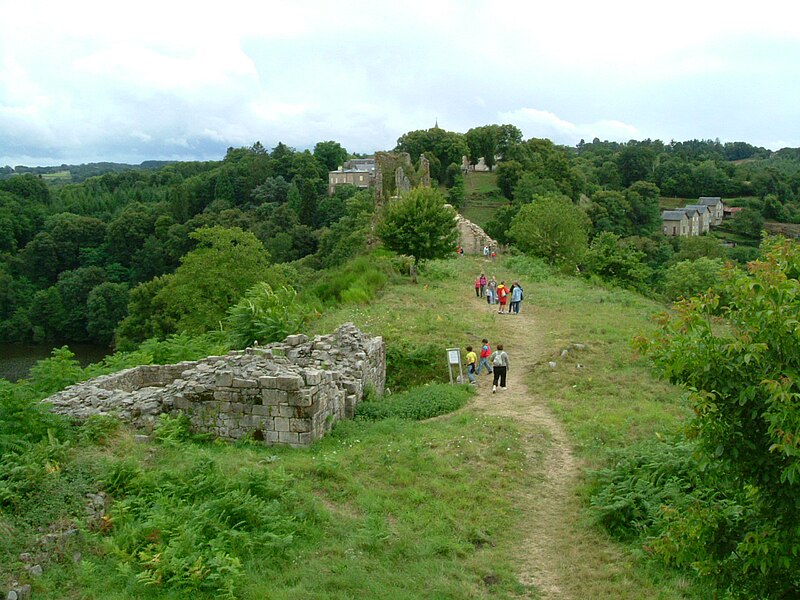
[461,172,507,227]
[29,413,536,599]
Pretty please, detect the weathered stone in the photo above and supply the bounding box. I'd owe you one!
[284,334,308,346]
[215,372,233,387]
[290,418,311,433]
[274,416,290,431]
[231,378,257,388]
[258,375,279,389]
[262,389,288,404]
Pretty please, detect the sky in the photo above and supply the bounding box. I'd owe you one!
[2,0,800,167]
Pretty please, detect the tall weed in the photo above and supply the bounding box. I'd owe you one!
[355,383,473,421]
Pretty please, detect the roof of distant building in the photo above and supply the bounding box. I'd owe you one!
[685,204,709,213]
[662,210,689,220]
[680,208,699,217]
[699,196,723,205]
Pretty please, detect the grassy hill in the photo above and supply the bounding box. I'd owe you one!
[460,171,508,228]
[1,254,712,599]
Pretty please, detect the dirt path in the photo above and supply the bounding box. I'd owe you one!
[470,306,580,599]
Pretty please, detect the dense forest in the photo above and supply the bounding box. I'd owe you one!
[2,127,800,350]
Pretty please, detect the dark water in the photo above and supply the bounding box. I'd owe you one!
[0,343,111,383]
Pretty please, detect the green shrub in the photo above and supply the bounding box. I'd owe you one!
[355,383,473,421]
[153,413,192,446]
[306,255,397,306]
[226,283,313,348]
[26,346,84,395]
[385,341,448,391]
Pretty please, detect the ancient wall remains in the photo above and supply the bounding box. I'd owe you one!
[454,213,497,254]
[44,324,384,448]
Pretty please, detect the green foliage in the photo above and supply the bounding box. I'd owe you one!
[153,413,192,446]
[107,456,306,598]
[589,436,715,541]
[661,257,726,301]
[355,383,473,421]
[226,283,312,348]
[583,232,652,292]
[26,346,84,395]
[306,255,395,306]
[638,236,800,597]
[509,193,590,269]
[385,341,448,391]
[377,187,459,266]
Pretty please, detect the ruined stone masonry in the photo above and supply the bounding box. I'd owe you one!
[454,212,498,254]
[44,324,385,448]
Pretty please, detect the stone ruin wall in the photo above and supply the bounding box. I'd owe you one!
[44,324,385,448]
[454,213,497,254]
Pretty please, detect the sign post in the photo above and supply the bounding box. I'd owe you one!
[447,347,463,384]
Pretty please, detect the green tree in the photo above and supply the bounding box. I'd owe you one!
[376,187,458,281]
[86,282,130,345]
[226,283,310,348]
[118,227,271,342]
[660,257,726,301]
[730,207,765,238]
[509,194,590,268]
[496,160,524,199]
[583,232,651,291]
[639,236,800,597]
[313,140,348,172]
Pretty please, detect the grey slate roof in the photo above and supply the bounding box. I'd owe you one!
[662,210,688,220]
[685,204,709,213]
[699,196,722,206]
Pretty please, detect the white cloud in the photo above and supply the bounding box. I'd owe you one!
[499,107,640,145]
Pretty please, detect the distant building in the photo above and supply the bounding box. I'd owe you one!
[698,197,724,225]
[681,207,701,236]
[328,158,376,195]
[662,210,690,237]
[723,206,743,219]
[684,204,711,234]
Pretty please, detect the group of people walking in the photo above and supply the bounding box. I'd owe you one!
[464,338,509,393]
[474,274,524,314]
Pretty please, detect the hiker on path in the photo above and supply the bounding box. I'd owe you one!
[487,276,497,305]
[465,345,478,385]
[476,339,493,375]
[483,245,489,259]
[496,281,508,313]
[510,281,523,314]
[474,276,481,298]
[490,344,509,393]
[479,273,487,297]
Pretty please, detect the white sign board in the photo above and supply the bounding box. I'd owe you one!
[447,349,461,364]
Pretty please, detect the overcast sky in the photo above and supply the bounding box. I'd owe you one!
[2,0,800,167]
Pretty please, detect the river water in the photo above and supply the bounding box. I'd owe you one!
[0,343,110,383]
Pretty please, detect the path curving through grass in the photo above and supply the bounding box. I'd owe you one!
[469,306,580,598]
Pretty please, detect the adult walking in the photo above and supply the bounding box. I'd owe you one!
[487,276,497,305]
[496,281,508,314]
[479,273,487,298]
[490,344,509,393]
[510,281,523,314]
[474,276,481,298]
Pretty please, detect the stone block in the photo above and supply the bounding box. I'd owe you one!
[284,334,308,346]
[303,370,323,385]
[290,418,311,433]
[278,431,299,445]
[266,430,280,443]
[298,432,312,446]
[232,378,257,388]
[231,402,245,414]
[213,391,232,401]
[274,416,290,431]
[276,375,303,390]
[287,390,314,407]
[258,376,278,388]
[174,396,189,410]
[252,404,270,416]
[277,405,296,418]
[216,372,233,387]
[262,389,288,405]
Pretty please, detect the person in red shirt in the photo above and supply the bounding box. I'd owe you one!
[476,339,493,375]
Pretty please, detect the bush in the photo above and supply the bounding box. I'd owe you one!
[306,255,397,306]
[355,383,473,421]
[385,341,448,391]
[226,283,313,348]
[660,257,726,302]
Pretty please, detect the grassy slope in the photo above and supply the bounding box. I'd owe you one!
[26,256,707,599]
[461,172,508,227]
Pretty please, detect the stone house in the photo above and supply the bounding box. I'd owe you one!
[680,208,701,236]
[662,210,690,236]
[684,204,711,234]
[328,158,376,195]
[699,196,725,225]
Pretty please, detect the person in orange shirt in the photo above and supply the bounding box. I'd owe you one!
[496,281,508,313]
